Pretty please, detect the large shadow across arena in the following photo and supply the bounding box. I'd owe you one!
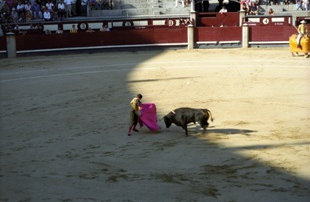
[0,48,310,201]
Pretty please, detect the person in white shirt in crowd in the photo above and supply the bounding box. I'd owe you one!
[175,0,185,7]
[302,0,309,11]
[81,0,88,16]
[24,1,32,21]
[11,7,19,22]
[58,0,66,19]
[46,0,54,12]
[296,0,302,10]
[219,5,227,13]
[43,8,51,21]
[108,0,113,9]
[16,1,25,21]
[24,1,32,13]
[65,0,72,17]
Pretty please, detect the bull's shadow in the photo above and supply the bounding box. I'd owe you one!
[127,76,200,83]
[204,128,257,135]
[187,124,257,136]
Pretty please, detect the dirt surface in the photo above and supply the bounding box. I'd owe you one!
[0,48,310,201]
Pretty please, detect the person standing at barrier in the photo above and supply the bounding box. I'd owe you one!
[81,0,88,16]
[58,1,66,20]
[128,94,143,136]
[296,20,308,48]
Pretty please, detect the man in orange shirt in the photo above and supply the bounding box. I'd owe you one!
[128,94,143,136]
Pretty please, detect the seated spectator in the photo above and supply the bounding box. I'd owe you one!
[24,1,32,21]
[11,8,19,23]
[302,0,309,11]
[219,5,227,14]
[100,24,110,31]
[240,0,249,13]
[32,2,42,19]
[175,0,185,8]
[296,0,302,10]
[108,0,113,9]
[1,2,10,22]
[89,0,99,9]
[16,1,25,21]
[70,24,77,33]
[46,0,54,12]
[46,0,54,18]
[43,8,52,21]
[268,8,274,15]
[57,1,65,20]
[249,1,259,15]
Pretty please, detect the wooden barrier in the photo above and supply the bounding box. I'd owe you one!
[0,13,309,54]
[249,26,296,42]
[13,27,187,51]
[196,26,242,43]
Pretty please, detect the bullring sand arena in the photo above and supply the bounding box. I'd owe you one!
[0,48,310,201]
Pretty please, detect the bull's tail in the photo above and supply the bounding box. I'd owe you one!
[201,109,214,122]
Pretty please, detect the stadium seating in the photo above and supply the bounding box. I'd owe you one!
[89,0,190,17]
[87,0,309,18]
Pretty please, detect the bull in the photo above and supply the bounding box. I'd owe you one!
[163,107,213,136]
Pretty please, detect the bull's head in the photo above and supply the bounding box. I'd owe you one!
[163,116,172,128]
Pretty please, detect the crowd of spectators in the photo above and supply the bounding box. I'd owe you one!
[295,0,309,10]
[240,0,260,15]
[240,0,309,15]
[0,0,114,23]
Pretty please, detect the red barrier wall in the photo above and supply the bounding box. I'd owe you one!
[14,27,187,51]
[196,27,242,42]
[249,26,296,42]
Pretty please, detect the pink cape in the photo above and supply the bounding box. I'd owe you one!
[138,103,160,131]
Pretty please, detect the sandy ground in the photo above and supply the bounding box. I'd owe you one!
[0,48,310,201]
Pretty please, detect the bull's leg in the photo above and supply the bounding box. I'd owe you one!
[183,124,188,136]
[200,117,209,131]
[202,122,209,131]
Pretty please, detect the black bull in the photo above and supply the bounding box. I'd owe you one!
[163,108,214,136]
